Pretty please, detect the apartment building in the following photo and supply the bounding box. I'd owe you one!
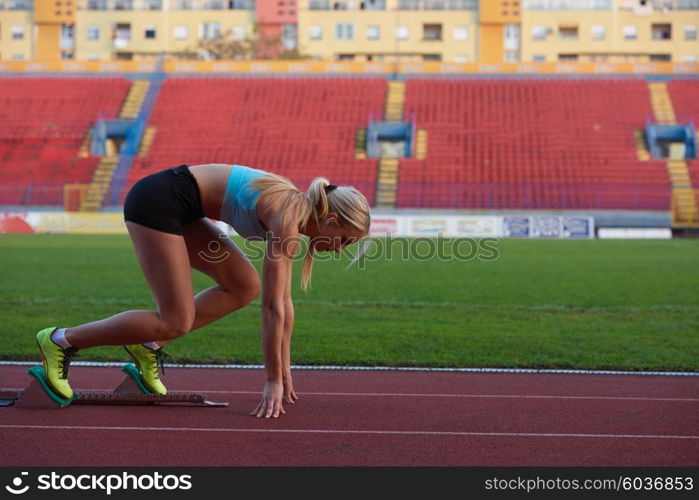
[0,0,696,62]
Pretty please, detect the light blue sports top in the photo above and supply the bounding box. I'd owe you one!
[219,165,269,240]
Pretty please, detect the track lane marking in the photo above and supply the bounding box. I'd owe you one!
[2,388,697,402]
[0,424,696,440]
[2,361,698,376]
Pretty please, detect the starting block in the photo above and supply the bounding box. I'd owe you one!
[1,363,228,408]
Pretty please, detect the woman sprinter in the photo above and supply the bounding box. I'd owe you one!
[35,164,370,418]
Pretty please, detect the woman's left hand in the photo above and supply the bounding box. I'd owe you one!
[283,372,299,404]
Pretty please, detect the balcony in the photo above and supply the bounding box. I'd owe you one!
[619,0,699,10]
[423,24,443,41]
[524,0,611,10]
[398,0,476,8]
[309,0,387,9]
[79,0,253,9]
[7,0,33,9]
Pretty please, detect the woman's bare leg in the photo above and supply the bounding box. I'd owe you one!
[181,218,261,332]
[64,222,195,349]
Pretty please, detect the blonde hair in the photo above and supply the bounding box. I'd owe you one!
[251,173,371,291]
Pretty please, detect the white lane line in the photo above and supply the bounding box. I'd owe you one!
[1,360,697,377]
[0,424,696,440]
[201,391,699,402]
[1,388,697,402]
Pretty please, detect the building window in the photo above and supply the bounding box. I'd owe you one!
[532,25,549,40]
[174,25,189,40]
[505,51,519,62]
[335,23,354,41]
[590,25,606,40]
[395,25,409,40]
[173,0,193,8]
[309,25,323,40]
[504,24,520,50]
[87,0,108,8]
[453,26,468,41]
[61,24,75,50]
[11,26,24,40]
[533,54,546,61]
[144,26,156,39]
[684,26,697,41]
[558,26,578,40]
[454,54,469,62]
[651,23,672,40]
[144,0,162,8]
[423,54,441,61]
[202,22,222,40]
[559,54,578,61]
[623,25,637,40]
[114,0,133,9]
[423,24,442,41]
[682,55,698,62]
[282,23,296,50]
[231,25,246,41]
[12,54,24,60]
[650,54,671,61]
[87,25,100,41]
[366,25,380,40]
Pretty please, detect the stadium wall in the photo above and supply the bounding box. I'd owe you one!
[0,210,671,237]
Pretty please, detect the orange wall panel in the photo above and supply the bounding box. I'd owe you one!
[34,0,76,24]
[480,0,521,24]
[480,25,504,64]
[36,25,62,61]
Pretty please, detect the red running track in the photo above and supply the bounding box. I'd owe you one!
[0,365,697,466]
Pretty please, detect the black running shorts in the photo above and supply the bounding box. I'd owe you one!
[123,164,205,235]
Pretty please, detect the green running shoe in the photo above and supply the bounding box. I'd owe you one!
[36,327,78,400]
[123,344,169,395]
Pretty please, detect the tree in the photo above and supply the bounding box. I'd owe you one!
[191,25,310,60]
[194,29,254,60]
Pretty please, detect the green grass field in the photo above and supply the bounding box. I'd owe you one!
[1,234,697,371]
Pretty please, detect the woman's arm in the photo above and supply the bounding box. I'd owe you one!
[260,252,289,384]
[250,213,300,418]
[281,274,298,403]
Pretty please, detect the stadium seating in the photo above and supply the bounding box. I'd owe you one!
[400,78,671,209]
[122,77,385,205]
[0,77,130,205]
[0,76,683,212]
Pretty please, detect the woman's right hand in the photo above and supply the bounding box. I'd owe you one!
[249,380,285,418]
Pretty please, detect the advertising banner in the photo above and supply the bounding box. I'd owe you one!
[1,212,595,239]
